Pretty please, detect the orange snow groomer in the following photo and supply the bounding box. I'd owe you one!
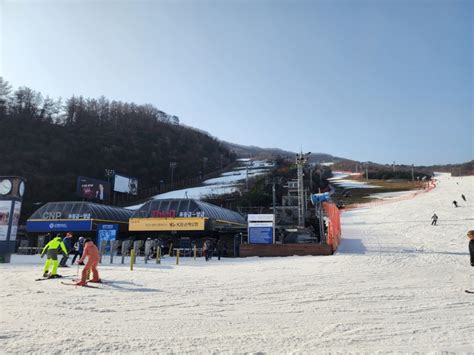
[76,239,101,286]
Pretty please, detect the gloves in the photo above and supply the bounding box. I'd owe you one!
[40,254,44,258]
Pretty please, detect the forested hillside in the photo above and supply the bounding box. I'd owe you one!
[0,77,235,218]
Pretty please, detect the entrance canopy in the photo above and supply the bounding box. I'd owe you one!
[27,201,133,233]
[130,199,246,232]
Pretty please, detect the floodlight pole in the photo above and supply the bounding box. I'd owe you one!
[203,157,208,175]
[170,162,177,187]
[296,152,310,227]
[104,169,115,205]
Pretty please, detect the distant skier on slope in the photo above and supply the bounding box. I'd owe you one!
[40,234,69,278]
[461,194,467,202]
[431,213,438,226]
[75,239,101,286]
[452,200,458,208]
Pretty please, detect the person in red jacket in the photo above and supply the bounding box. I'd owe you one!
[76,238,101,286]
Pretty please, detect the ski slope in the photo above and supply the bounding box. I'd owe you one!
[1,173,473,353]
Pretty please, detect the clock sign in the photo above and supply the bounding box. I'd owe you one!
[0,179,13,195]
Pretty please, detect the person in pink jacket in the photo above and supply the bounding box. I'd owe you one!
[76,239,101,286]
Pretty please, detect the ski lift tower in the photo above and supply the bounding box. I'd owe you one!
[296,152,310,227]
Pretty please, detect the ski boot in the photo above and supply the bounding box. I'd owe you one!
[48,274,62,279]
[43,272,49,278]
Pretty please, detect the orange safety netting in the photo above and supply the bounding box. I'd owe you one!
[322,202,341,252]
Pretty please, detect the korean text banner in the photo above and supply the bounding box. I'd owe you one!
[76,176,111,201]
[129,217,205,231]
[248,226,274,244]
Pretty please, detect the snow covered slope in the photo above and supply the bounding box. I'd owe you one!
[1,174,473,353]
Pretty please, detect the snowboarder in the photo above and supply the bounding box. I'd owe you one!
[71,236,85,265]
[75,238,101,286]
[431,213,438,226]
[461,194,467,202]
[59,232,73,267]
[468,230,474,267]
[452,200,458,208]
[40,234,69,278]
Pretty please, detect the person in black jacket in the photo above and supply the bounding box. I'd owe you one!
[71,236,85,265]
[59,232,73,267]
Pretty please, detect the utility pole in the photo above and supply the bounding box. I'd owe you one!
[272,182,276,217]
[411,164,414,182]
[365,163,369,180]
[246,166,249,191]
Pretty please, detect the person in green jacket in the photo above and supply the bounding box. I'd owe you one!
[40,234,69,278]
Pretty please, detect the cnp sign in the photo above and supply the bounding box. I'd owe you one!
[42,211,62,219]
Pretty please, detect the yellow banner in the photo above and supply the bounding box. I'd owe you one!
[129,217,206,231]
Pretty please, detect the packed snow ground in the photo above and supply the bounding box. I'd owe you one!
[1,174,473,353]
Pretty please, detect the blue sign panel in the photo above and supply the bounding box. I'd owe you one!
[96,224,118,254]
[311,192,330,204]
[248,226,273,244]
[27,220,92,232]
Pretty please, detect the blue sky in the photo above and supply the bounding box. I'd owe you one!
[1,0,472,165]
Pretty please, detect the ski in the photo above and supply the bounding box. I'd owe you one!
[465,290,474,294]
[61,281,99,288]
[35,276,66,281]
[72,279,106,285]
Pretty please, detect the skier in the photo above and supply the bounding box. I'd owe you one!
[452,200,458,208]
[71,236,85,265]
[75,238,101,286]
[468,230,474,267]
[216,238,223,260]
[431,213,438,226]
[203,240,209,261]
[59,232,73,267]
[40,234,69,278]
[461,194,467,202]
